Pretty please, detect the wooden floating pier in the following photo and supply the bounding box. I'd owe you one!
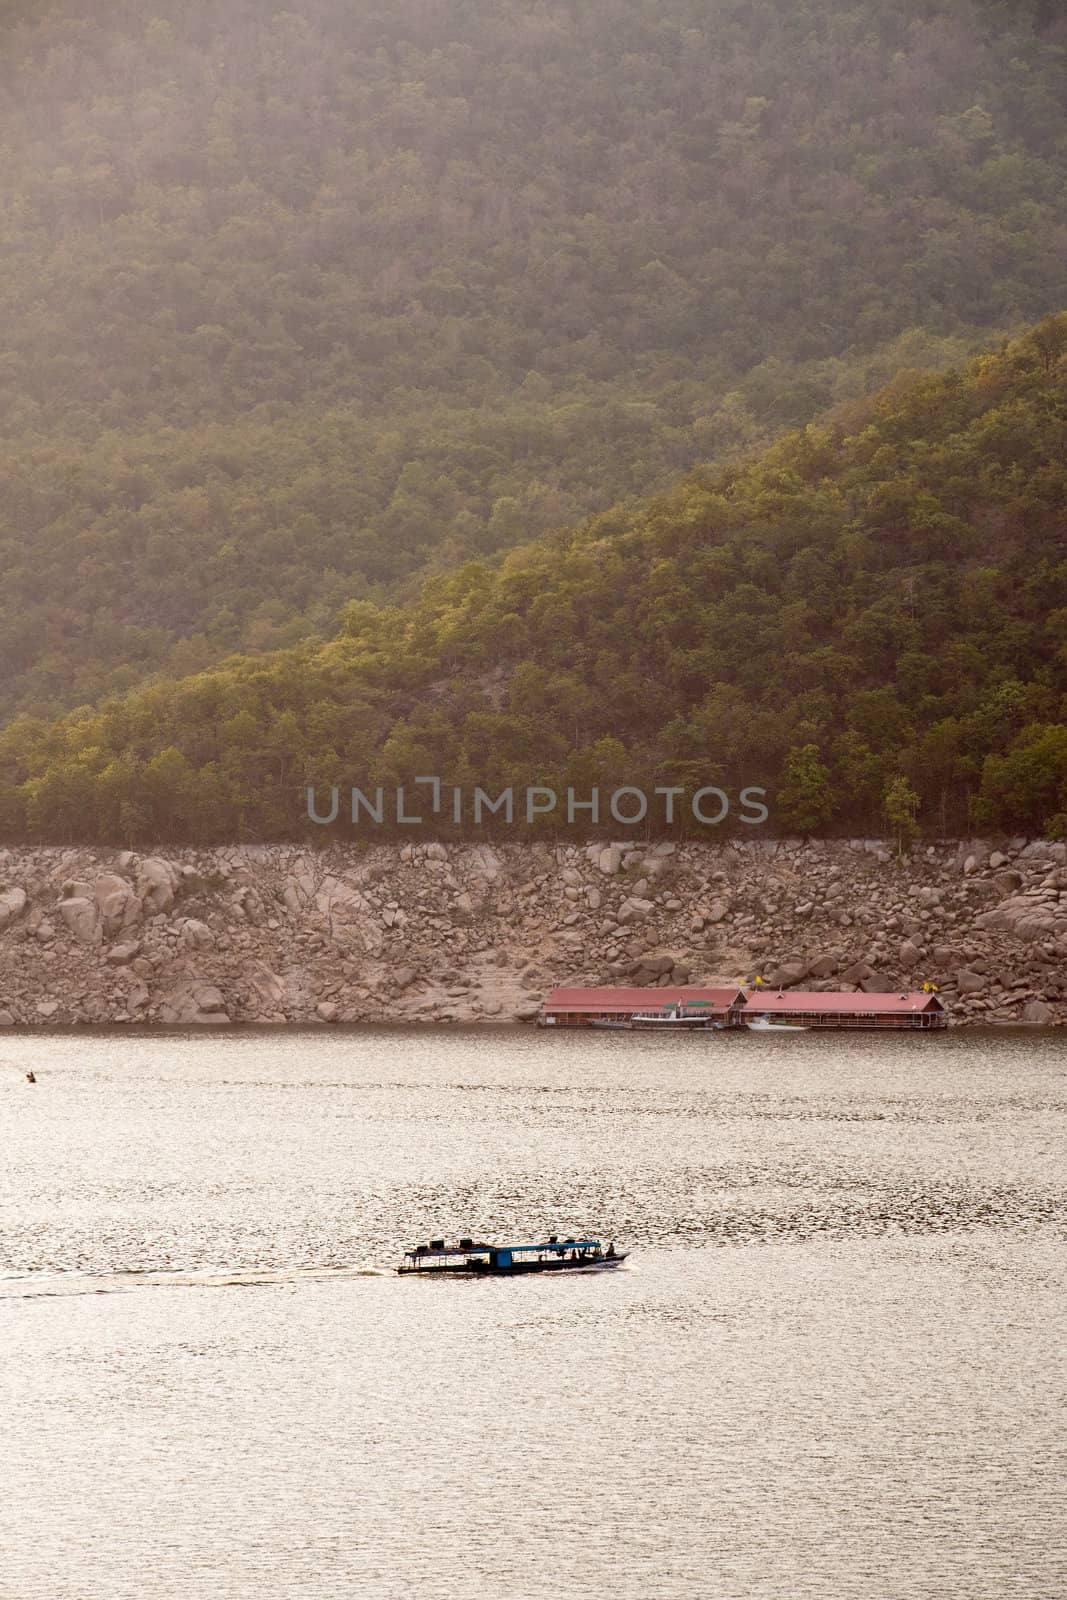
[538,985,947,1031]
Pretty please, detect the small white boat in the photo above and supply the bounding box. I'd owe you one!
[590,1010,724,1031]
[746,1015,807,1032]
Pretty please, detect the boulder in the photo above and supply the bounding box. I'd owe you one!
[898,939,922,969]
[93,873,141,934]
[0,1010,15,1026]
[1020,999,1053,1024]
[598,846,622,876]
[807,954,838,978]
[316,1001,340,1023]
[470,845,502,881]
[136,857,181,913]
[617,896,654,925]
[977,898,1063,941]
[282,877,311,913]
[246,962,287,1011]
[514,1003,541,1022]
[35,999,60,1018]
[956,969,987,995]
[158,978,230,1026]
[858,975,896,993]
[841,961,873,984]
[769,959,809,988]
[179,918,214,950]
[0,887,27,927]
[992,869,1023,897]
[123,979,150,1011]
[233,886,266,925]
[313,875,368,922]
[705,900,728,924]
[58,897,100,944]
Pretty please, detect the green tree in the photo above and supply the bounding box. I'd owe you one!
[777,745,835,835]
[883,776,921,856]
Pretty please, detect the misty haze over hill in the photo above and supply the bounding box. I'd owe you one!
[0,0,1065,721]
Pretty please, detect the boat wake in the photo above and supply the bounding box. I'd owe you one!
[0,1263,392,1300]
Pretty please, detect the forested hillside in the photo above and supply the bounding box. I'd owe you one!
[2,0,1066,715]
[2,318,1065,844]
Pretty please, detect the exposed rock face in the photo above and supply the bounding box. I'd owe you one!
[0,839,1063,1027]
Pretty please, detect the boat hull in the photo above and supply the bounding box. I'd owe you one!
[398,1254,628,1277]
[589,1018,722,1031]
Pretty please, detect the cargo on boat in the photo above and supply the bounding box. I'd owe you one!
[397,1235,626,1275]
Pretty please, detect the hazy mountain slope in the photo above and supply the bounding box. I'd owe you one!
[2,317,1064,843]
[1,0,1066,716]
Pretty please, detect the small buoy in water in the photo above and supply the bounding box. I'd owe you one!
[25,1071,36,1083]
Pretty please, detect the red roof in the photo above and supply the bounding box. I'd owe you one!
[543,986,745,1013]
[743,989,944,1014]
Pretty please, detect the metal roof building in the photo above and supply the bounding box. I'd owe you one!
[539,985,746,1026]
[741,989,946,1029]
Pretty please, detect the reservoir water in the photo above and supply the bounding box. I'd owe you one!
[2,1027,1065,1599]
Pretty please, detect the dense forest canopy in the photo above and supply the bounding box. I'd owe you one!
[1,0,1066,716]
[2,318,1065,844]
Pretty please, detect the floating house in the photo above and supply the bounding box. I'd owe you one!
[538,985,947,1030]
[538,985,746,1028]
[740,989,947,1030]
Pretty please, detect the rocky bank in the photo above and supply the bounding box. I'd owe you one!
[0,837,1065,1028]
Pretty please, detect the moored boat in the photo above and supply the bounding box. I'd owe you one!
[397,1235,627,1275]
[591,1005,724,1031]
[746,1015,807,1032]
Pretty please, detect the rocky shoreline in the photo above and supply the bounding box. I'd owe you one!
[0,837,1065,1028]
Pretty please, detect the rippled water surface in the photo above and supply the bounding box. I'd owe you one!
[2,1027,1065,1599]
